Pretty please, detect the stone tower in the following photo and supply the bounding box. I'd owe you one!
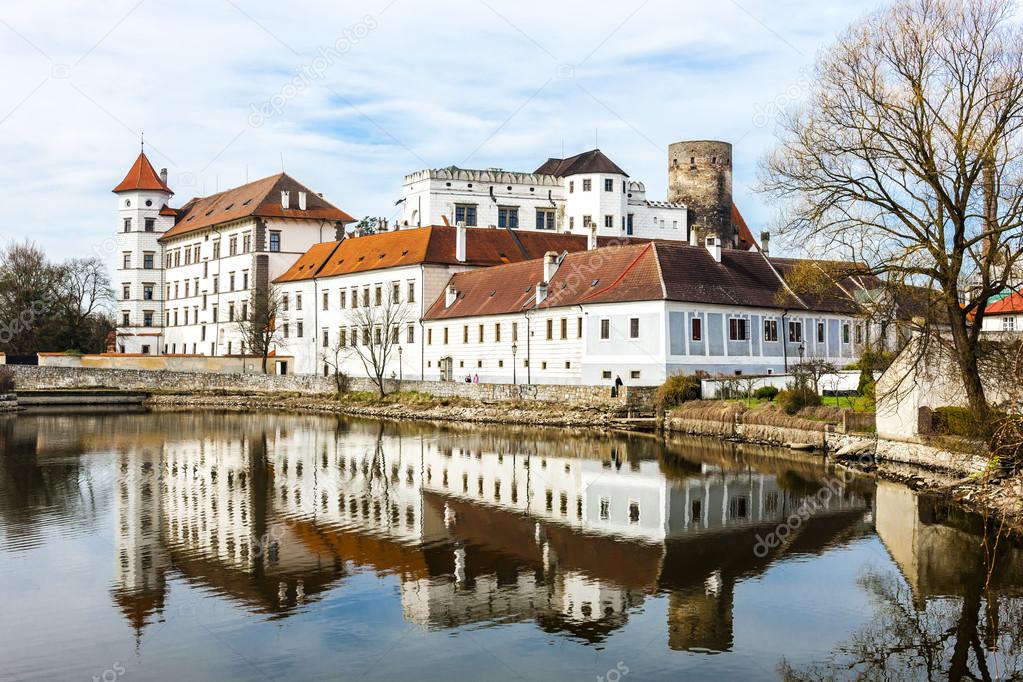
[667,140,735,248]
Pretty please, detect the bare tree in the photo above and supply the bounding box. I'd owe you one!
[322,333,352,398]
[791,358,839,397]
[235,286,284,374]
[342,288,412,397]
[760,0,1023,423]
[60,257,114,351]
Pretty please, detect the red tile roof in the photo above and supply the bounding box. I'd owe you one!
[732,204,759,251]
[986,291,1023,315]
[160,173,354,241]
[113,152,173,194]
[425,241,863,321]
[273,226,649,283]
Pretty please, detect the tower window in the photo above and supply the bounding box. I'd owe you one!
[144,218,155,232]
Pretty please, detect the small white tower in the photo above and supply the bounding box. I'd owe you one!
[113,149,174,354]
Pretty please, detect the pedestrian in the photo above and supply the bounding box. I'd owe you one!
[473,373,479,383]
[615,374,624,397]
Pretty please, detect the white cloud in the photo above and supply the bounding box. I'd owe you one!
[0,0,879,264]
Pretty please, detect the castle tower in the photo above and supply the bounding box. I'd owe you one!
[667,141,735,248]
[113,151,173,354]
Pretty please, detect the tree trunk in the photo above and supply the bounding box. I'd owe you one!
[947,303,989,424]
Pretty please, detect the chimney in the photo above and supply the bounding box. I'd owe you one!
[587,226,597,251]
[159,168,168,186]
[455,221,467,262]
[705,235,721,263]
[281,190,290,209]
[760,231,771,257]
[536,281,549,305]
[445,283,458,307]
[543,251,559,283]
[298,191,307,210]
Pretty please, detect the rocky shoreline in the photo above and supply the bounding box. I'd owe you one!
[145,392,627,429]
[145,392,1022,536]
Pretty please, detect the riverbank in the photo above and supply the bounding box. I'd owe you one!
[661,401,1022,534]
[145,390,632,429]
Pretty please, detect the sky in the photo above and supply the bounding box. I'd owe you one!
[0,0,883,264]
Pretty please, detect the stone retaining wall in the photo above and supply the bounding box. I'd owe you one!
[0,393,17,412]
[7,366,655,413]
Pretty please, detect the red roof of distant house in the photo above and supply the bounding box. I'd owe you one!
[160,173,354,241]
[986,291,1023,315]
[113,152,173,194]
[273,226,650,283]
[732,204,759,251]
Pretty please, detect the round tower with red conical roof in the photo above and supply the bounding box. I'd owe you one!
[113,150,174,354]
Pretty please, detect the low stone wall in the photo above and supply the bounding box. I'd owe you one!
[0,393,17,412]
[37,352,294,375]
[8,366,655,413]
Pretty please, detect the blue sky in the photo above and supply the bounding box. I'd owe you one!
[0,0,882,263]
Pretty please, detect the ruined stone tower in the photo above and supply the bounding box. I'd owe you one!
[667,140,735,248]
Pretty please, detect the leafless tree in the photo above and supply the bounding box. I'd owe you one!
[322,334,352,398]
[235,286,284,374]
[342,288,412,397]
[60,257,114,351]
[791,358,839,397]
[760,0,1023,422]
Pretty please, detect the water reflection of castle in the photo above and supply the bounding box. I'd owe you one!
[97,414,878,650]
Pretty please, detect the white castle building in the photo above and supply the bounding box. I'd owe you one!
[399,149,691,241]
[113,150,355,356]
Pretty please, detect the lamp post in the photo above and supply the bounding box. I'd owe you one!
[398,345,403,382]
[798,341,806,363]
[511,342,518,385]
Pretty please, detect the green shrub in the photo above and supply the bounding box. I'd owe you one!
[933,406,987,438]
[776,388,822,415]
[754,385,779,401]
[657,373,701,407]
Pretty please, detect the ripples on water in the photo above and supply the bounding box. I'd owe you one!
[0,410,1020,681]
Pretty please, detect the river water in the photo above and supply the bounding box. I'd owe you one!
[0,410,1020,681]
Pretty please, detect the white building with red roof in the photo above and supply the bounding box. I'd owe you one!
[982,291,1023,333]
[113,150,355,358]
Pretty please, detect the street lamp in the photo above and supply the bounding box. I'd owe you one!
[398,345,403,382]
[798,341,806,363]
[511,342,518,385]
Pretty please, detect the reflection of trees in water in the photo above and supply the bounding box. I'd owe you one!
[0,417,105,549]
[779,565,1023,681]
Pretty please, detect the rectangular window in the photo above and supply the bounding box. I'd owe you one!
[339,328,346,346]
[478,324,484,342]
[454,204,477,226]
[143,285,153,301]
[692,317,702,341]
[629,318,640,339]
[392,282,400,302]
[212,275,219,293]
[604,178,613,192]
[269,232,281,253]
[228,303,235,322]
[443,327,449,344]
[242,234,251,253]
[842,323,851,344]
[427,328,433,345]
[600,318,610,340]
[123,218,132,232]
[1003,316,1017,331]
[789,321,803,342]
[536,209,555,230]
[323,291,329,311]
[407,281,415,303]
[462,325,468,343]
[144,218,155,232]
[569,180,575,193]
[604,215,614,228]
[143,253,154,269]
[213,241,221,259]
[495,323,501,343]
[582,178,592,191]
[626,213,634,235]
[242,271,249,290]
[407,324,414,344]
[211,305,218,322]
[546,319,553,340]
[498,207,518,228]
[351,287,359,308]
[338,290,346,308]
[322,328,329,348]
[375,327,383,345]
[283,323,289,339]
[143,312,153,327]
[764,319,778,342]
[122,311,130,326]
[122,284,130,300]
[362,288,369,307]
[582,215,593,228]
[297,322,304,338]
[229,236,238,256]
[817,322,825,343]
[512,322,518,342]
[729,318,748,341]
[122,253,131,269]
[375,285,382,306]
[855,324,864,344]
[229,273,235,291]
[560,318,567,339]
[296,293,303,311]
[577,317,583,338]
